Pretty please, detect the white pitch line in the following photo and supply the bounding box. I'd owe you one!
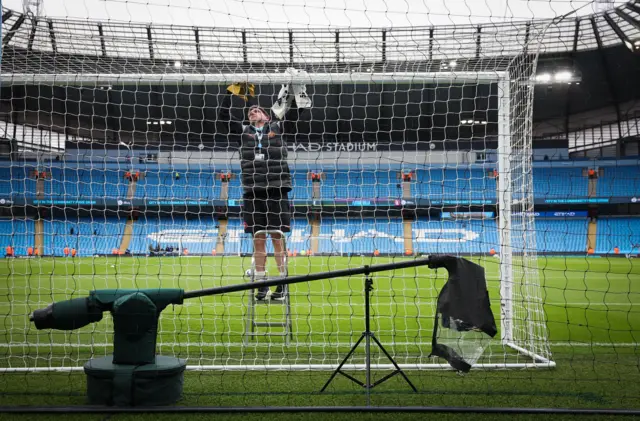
[2,301,638,307]
[550,342,639,347]
[0,341,637,348]
[547,302,639,307]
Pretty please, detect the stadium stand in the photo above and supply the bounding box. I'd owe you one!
[0,167,39,197]
[536,219,590,253]
[2,163,640,257]
[318,218,405,255]
[3,166,637,202]
[5,214,640,256]
[49,168,125,199]
[414,169,497,200]
[42,217,125,256]
[223,218,312,255]
[291,171,313,201]
[0,219,35,256]
[595,217,640,255]
[533,168,587,199]
[413,218,500,255]
[596,167,640,198]
[129,215,219,255]
[321,171,397,199]
[136,171,222,200]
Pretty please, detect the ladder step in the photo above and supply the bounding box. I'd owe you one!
[252,300,289,305]
[253,322,290,327]
[245,332,291,337]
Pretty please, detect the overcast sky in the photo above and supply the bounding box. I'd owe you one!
[3,0,626,28]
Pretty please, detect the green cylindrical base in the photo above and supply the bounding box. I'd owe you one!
[84,355,187,406]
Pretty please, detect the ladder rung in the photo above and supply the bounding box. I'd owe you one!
[253,322,290,327]
[245,332,291,337]
[254,300,287,306]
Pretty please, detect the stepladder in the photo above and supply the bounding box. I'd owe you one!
[243,230,293,346]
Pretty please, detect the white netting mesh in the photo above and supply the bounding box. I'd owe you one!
[2,0,604,373]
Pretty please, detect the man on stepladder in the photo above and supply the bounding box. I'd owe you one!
[218,68,311,301]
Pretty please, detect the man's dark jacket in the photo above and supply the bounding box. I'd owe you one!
[239,123,292,195]
[218,93,297,195]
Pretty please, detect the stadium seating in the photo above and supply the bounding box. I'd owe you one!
[414,169,497,201]
[42,217,125,256]
[321,171,399,199]
[533,168,587,199]
[0,167,39,197]
[0,163,638,258]
[412,218,500,255]
[317,218,404,254]
[411,218,588,254]
[595,218,640,254]
[49,168,125,199]
[596,166,640,198]
[535,219,589,253]
[3,165,638,202]
[136,171,222,200]
[129,216,219,255]
[5,215,636,256]
[223,218,312,255]
[0,218,35,256]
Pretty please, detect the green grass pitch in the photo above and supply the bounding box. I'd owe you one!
[0,255,638,419]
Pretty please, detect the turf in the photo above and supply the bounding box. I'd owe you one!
[0,255,638,418]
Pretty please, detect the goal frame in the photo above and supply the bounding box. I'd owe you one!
[1,69,555,371]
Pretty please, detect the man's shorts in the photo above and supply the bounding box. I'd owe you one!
[242,189,291,235]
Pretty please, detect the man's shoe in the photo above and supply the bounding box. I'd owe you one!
[271,285,287,301]
[255,287,271,301]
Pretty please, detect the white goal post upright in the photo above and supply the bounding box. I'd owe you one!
[497,57,553,366]
[497,77,514,347]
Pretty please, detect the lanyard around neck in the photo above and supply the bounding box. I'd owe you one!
[254,126,265,146]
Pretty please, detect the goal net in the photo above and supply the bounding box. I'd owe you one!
[0,1,552,374]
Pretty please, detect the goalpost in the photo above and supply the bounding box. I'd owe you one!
[0,8,553,372]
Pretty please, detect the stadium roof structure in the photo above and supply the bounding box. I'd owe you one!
[1,2,640,76]
[0,2,639,152]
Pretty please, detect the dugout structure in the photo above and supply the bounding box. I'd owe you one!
[0,8,553,371]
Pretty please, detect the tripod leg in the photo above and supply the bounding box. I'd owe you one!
[320,333,366,392]
[371,334,418,392]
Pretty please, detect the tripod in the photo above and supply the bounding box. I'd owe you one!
[320,272,417,396]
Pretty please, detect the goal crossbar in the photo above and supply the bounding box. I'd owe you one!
[0,71,508,85]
